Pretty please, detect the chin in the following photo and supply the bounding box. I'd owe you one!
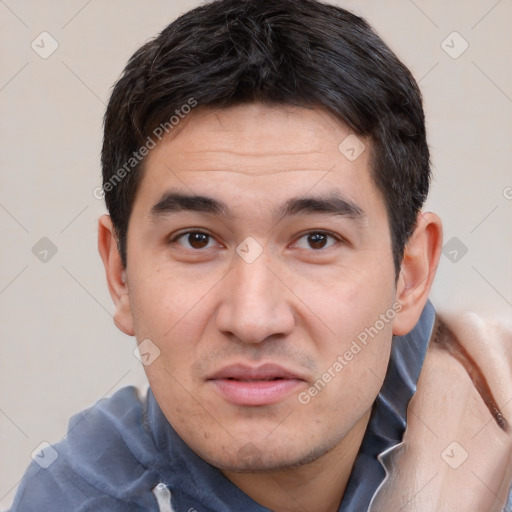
[198,434,337,473]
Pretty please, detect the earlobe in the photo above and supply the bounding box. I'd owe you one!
[97,215,135,336]
[393,211,443,336]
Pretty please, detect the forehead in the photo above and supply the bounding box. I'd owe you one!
[136,103,383,216]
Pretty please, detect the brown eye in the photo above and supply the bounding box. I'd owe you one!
[174,231,215,250]
[294,231,338,250]
[307,233,328,249]
[187,232,210,249]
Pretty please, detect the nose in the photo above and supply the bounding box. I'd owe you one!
[215,251,296,344]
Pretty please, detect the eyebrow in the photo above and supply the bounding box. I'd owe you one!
[149,191,365,223]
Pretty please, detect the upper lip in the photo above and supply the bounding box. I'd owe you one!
[207,363,307,381]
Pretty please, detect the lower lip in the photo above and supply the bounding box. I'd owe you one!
[210,378,303,406]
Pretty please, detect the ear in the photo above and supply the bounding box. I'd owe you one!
[97,214,135,336]
[393,211,443,336]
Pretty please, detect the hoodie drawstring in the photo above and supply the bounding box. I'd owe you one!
[152,483,176,512]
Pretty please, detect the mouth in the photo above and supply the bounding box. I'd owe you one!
[207,363,306,406]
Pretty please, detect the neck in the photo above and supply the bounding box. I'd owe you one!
[223,409,371,512]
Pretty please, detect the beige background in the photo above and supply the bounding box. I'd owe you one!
[1,0,511,508]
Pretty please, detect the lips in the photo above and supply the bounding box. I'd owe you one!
[208,363,305,381]
[207,363,306,406]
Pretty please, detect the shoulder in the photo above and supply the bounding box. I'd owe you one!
[9,386,154,512]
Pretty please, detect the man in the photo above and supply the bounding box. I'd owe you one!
[10,0,512,510]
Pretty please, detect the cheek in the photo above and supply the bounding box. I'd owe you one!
[128,269,221,386]
[128,264,213,338]
[293,267,396,403]
[293,260,396,345]
[295,325,393,439]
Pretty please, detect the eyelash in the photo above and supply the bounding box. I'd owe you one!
[169,230,343,251]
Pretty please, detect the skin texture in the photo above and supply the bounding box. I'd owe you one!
[98,104,442,512]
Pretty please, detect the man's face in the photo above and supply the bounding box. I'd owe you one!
[124,104,398,471]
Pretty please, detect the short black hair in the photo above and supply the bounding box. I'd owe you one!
[101,0,430,276]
